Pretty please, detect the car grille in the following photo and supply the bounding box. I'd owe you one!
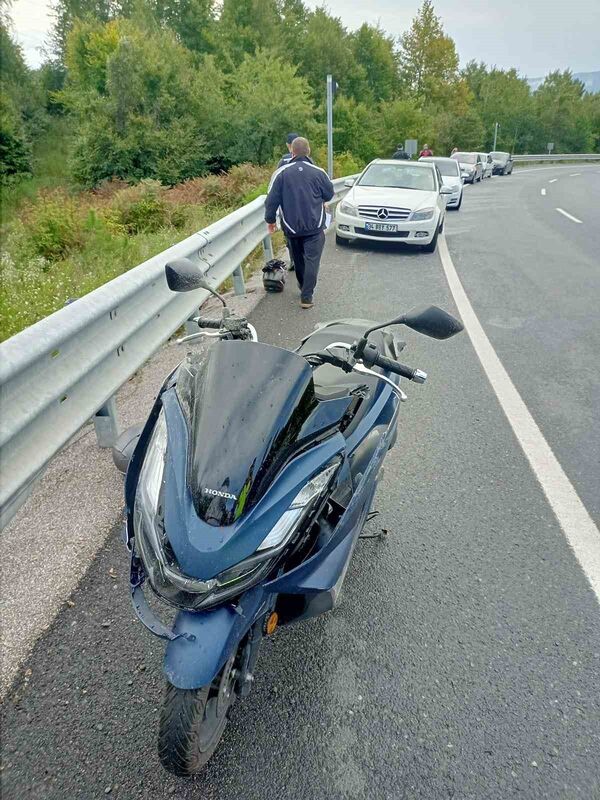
[356,228,409,239]
[358,205,411,221]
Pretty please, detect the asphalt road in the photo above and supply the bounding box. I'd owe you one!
[3,166,600,800]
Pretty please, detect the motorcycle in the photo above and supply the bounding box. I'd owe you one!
[122,256,463,775]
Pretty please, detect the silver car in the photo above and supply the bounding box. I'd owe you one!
[451,152,483,184]
[419,156,463,209]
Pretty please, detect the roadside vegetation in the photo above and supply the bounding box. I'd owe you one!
[1,0,599,340]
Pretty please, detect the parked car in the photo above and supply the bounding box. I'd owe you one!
[489,151,514,175]
[335,159,452,253]
[419,156,463,209]
[479,153,494,179]
[450,152,483,183]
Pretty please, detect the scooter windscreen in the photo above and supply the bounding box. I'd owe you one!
[176,340,329,526]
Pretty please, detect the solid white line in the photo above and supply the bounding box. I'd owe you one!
[549,179,558,183]
[541,188,546,196]
[570,173,581,176]
[556,208,583,224]
[438,234,600,605]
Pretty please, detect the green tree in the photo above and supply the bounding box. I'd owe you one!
[223,50,313,163]
[63,21,220,184]
[398,0,459,108]
[217,0,282,65]
[0,92,32,181]
[463,61,536,152]
[293,8,357,99]
[349,24,399,102]
[434,106,485,154]
[330,96,379,163]
[533,71,593,153]
[375,98,435,156]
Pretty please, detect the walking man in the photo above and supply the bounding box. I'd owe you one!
[277,132,300,169]
[392,144,410,160]
[265,137,334,309]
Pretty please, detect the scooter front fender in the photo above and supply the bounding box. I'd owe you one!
[164,586,266,689]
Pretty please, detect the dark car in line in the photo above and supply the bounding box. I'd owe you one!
[489,151,514,175]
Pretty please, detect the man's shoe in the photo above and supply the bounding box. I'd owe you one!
[300,299,314,309]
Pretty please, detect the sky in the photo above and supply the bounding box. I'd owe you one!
[9,0,600,77]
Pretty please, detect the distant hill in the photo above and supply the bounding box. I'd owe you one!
[527,71,600,93]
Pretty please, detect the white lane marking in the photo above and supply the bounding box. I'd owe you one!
[438,234,600,605]
[556,208,583,224]
[549,179,558,183]
[570,173,581,176]
[541,188,547,196]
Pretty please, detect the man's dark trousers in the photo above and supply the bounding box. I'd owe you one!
[287,230,325,302]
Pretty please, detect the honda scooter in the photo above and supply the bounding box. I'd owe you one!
[123,257,463,775]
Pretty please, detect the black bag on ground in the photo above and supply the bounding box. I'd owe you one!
[262,259,286,293]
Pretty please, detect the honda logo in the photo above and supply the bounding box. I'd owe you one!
[376,208,389,220]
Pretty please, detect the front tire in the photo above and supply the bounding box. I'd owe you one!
[158,656,237,776]
[422,227,439,253]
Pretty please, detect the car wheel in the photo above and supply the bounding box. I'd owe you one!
[422,227,439,253]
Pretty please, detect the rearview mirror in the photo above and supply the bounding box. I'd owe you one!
[165,258,207,292]
[344,178,355,187]
[402,305,463,339]
[440,186,453,195]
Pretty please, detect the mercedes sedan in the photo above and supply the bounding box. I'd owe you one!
[335,160,452,253]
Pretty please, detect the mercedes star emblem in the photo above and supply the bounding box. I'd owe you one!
[377,208,389,220]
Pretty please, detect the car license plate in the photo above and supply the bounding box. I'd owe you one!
[364,222,397,232]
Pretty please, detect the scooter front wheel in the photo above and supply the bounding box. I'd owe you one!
[158,653,237,775]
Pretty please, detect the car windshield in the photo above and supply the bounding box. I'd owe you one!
[452,153,477,164]
[358,163,435,191]
[428,159,459,176]
[490,152,509,159]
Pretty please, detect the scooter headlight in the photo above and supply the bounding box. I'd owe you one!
[257,463,338,551]
[137,409,167,522]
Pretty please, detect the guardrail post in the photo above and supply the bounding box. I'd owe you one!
[263,234,274,263]
[232,265,246,296]
[93,396,120,448]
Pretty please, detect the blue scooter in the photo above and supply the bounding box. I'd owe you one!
[123,257,463,775]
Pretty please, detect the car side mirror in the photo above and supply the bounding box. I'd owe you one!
[344,178,355,188]
[440,186,453,195]
[165,257,208,292]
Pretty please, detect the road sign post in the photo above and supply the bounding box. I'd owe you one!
[493,122,499,151]
[405,139,418,158]
[326,75,334,178]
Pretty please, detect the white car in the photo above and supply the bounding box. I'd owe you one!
[335,160,452,253]
[451,152,483,183]
[419,156,463,209]
[478,152,494,179]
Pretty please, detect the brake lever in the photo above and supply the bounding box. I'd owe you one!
[353,363,408,402]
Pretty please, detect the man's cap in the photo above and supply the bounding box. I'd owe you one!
[286,132,300,144]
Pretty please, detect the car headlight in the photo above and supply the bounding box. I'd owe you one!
[411,207,435,221]
[339,200,357,216]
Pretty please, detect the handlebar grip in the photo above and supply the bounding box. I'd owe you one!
[196,318,222,330]
[374,354,427,383]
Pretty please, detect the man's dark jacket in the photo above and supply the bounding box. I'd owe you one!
[265,156,334,239]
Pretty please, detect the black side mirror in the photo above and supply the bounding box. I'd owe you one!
[402,305,463,339]
[165,258,207,292]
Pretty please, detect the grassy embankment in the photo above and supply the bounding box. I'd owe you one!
[0,119,281,343]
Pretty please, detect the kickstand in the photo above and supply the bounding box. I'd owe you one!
[366,511,380,522]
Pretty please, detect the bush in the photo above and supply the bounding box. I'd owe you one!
[24,194,83,260]
[167,163,272,208]
[107,180,185,234]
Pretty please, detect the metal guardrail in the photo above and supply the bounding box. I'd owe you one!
[0,176,354,529]
[512,154,600,162]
